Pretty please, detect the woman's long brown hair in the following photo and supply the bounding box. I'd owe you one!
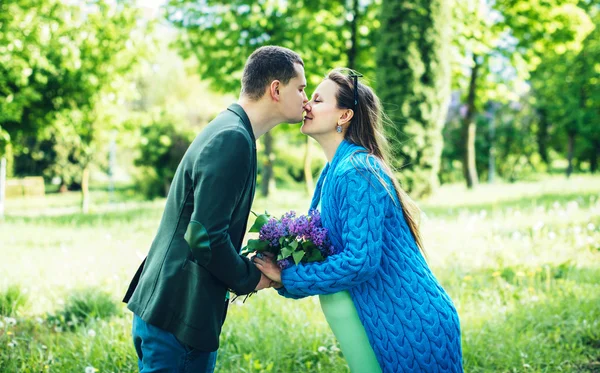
[327,69,426,257]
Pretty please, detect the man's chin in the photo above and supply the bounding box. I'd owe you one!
[284,114,304,124]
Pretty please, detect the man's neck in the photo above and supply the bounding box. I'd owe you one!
[237,97,281,139]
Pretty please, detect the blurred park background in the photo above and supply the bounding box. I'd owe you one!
[1,0,599,372]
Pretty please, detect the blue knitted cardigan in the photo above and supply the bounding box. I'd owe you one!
[278,140,463,373]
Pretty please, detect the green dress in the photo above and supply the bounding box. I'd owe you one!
[317,201,381,373]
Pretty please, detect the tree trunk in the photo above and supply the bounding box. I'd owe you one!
[590,139,599,173]
[81,166,90,214]
[347,0,359,69]
[261,131,274,197]
[303,137,314,195]
[0,157,6,219]
[462,55,480,189]
[566,131,575,178]
[488,114,496,183]
[537,109,550,165]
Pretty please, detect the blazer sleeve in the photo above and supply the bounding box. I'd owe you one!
[280,167,387,296]
[188,129,261,295]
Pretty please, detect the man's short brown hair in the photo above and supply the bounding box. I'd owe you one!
[241,46,304,100]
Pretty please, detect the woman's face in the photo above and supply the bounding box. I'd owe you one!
[301,79,346,138]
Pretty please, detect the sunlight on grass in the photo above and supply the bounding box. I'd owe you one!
[1,176,599,372]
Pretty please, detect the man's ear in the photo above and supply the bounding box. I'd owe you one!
[338,109,354,125]
[269,80,281,102]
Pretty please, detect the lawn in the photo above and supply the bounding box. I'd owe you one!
[1,175,599,372]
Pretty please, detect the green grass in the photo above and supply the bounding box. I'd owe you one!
[1,174,599,372]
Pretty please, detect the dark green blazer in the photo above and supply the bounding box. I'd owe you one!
[123,104,261,352]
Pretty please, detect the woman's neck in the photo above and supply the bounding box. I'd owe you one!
[315,135,344,163]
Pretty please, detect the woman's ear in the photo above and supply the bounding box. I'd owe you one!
[338,109,354,125]
[270,80,281,102]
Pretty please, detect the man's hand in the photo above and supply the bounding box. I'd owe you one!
[255,273,276,291]
[272,282,283,289]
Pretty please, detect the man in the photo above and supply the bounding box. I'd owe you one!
[123,46,308,372]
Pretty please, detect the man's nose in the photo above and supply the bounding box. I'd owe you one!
[303,102,312,112]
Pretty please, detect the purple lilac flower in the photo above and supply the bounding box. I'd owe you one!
[259,218,286,247]
[280,211,296,236]
[308,209,321,229]
[258,209,338,266]
[288,215,310,237]
[309,227,328,247]
[277,258,293,270]
[327,244,338,256]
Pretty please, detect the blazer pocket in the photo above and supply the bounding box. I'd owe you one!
[184,220,212,266]
[173,259,226,336]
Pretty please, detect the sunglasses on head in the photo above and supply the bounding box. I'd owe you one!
[348,71,363,110]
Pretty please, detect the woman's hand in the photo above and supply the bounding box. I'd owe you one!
[253,252,283,285]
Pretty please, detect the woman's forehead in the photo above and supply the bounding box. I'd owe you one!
[313,79,337,98]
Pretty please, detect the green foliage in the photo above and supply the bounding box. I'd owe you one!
[531,14,600,173]
[0,128,9,157]
[1,0,154,191]
[442,0,597,185]
[265,128,325,188]
[492,0,596,175]
[166,0,381,95]
[450,0,512,102]
[134,110,194,199]
[248,213,271,233]
[494,0,593,71]
[376,0,451,197]
[0,285,29,317]
[166,1,381,194]
[442,97,549,183]
[48,288,119,330]
[0,0,61,142]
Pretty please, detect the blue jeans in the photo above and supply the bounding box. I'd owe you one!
[132,314,218,373]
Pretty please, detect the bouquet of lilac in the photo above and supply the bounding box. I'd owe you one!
[242,209,337,269]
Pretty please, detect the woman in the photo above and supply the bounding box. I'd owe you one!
[254,69,463,373]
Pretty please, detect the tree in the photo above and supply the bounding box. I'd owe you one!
[495,0,594,176]
[376,0,451,197]
[442,0,593,187]
[134,109,194,199]
[448,0,534,188]
[0,0,60,145]
[166,0,380,196]
[1,0,153,212]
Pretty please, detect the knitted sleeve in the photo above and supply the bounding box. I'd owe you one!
[275,286,308,299]
[280,167,387,296]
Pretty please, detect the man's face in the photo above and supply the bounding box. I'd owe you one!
[277,63,308,124]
